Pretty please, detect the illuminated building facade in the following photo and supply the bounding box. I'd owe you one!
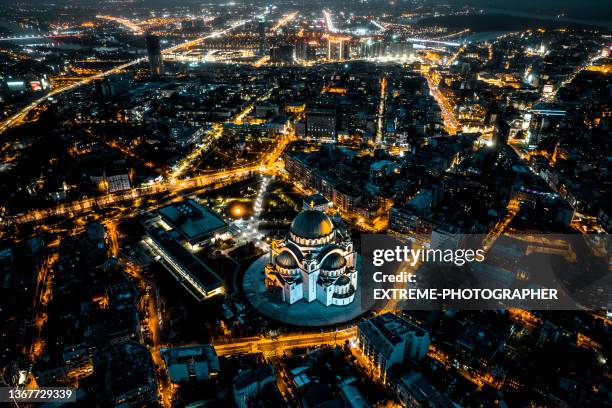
[327,36,350,61]
[265,209,357,306]
[305,105,337,139]
[141,200,227,301]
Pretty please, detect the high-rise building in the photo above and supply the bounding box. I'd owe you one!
[97,72,134,96]
[145,33,163,78]
[306,44,317,61]
[270,45,294,64]
[258,21,266,56]
[388,42,413,59]
[296,37,307,61]
[328,36,347,61]
[296,39,317,62]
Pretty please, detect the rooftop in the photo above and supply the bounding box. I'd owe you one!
[359,312,427,346]
[161,345,219,383]
[145,228,224,299]
[233,364,274,391]
[158,199,227,243]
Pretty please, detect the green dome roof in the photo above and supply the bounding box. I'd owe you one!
[290,210,334,239]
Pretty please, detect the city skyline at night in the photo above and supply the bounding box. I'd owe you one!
[0,1,610,407]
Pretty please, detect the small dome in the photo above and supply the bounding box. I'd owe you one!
[335,275,350,286]
[290,210,334,239]
[276,251,297,269]
[322,253,346,270]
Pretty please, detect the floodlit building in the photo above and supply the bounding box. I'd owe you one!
[142,226,225,302]
[265,209,357,306]
[142,200,227,301]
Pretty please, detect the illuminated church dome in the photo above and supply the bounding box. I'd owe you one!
[276,250,298,270]
[321,252,346,270]
[265,209,358,307]
[290,210,334,242]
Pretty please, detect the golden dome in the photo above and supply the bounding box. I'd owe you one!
[322,253,346,270]
[290,210,334,239]
[276,250,298,269]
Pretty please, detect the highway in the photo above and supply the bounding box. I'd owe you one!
[323,10,338,33]
[11,165,262,224]
[270,11,298,31]
[0,18,250,137]
[0,34,81,41]
[375,75,387,146]
[212,327,357,356]
[422,68,460,135]
[408,37,461,47]
[96,15,144,35]
[10,127,293,225]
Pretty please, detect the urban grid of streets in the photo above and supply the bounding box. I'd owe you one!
[0,4,610,407]
[1,10,367,406]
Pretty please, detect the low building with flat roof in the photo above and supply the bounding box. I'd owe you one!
[143,219,225,301]
[161,345,220,383]
[97,341,158,407]
[233,364,275,408]
[158,199,229,249]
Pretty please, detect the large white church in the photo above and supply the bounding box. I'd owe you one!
[264,209,358,306]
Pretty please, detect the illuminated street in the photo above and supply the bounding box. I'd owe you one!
[0,2,609,408]
[212,327,357,356]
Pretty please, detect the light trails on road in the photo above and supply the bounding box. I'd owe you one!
[11,165,263,224]
[323,10,338,33]
[375,75,387,146]
[212,327,357,356]
[0,34,80,41]
[10,129,292,225]
[0,19,250,137]
[482,198,520,252]
[408,37,461,47]
[371,20,386,32]
[270,11,298,31]
[96,15,144,35]
[169,124,223,181]
[435,28,470,40]
[422,70,459,135]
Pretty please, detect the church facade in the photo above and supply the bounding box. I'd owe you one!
[264,210,358,306]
